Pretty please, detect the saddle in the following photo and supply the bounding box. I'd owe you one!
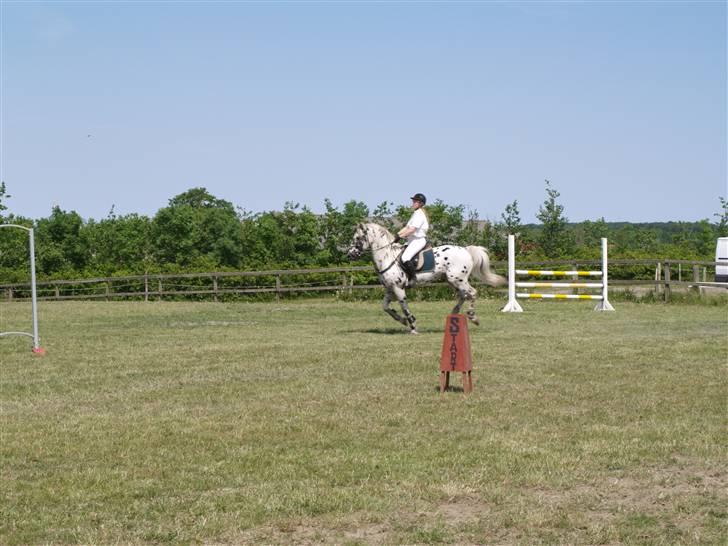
[411,243,435,272]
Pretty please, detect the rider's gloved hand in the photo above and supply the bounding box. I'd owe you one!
[393,235,402,244]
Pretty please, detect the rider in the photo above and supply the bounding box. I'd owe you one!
[395,193,429,286]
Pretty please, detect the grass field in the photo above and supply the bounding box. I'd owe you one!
[1,298,726,545]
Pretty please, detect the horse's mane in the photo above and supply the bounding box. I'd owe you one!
[363,222,396,244]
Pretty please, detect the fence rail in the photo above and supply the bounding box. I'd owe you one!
[1,260,725,303]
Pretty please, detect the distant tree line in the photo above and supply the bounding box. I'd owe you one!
[0,181,726,282]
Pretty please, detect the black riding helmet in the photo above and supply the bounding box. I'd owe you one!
[410,193,427,205]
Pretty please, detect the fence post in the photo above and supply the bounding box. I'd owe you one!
[144,273,149,302]
[106,281,111,301]
[692,265,699,294]
[664,261,671,302]
[54,284,60,300]
[275,274,281,302]
[7,288,12,302]
[158,278,163,300]
[213,275,218,302]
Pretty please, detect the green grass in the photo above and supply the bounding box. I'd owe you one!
[1,299,726,544]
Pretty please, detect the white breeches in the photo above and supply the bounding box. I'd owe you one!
[402,238,427,262]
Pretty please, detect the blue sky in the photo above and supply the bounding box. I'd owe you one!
[1,1,726,223]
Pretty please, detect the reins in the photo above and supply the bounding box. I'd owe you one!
[371,241,405,275]
[371,240,395,252]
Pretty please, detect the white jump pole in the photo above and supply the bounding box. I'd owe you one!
[28,228,41,347]
[501,234,523,312]
[0,224,44,353]
[594,237,615,311]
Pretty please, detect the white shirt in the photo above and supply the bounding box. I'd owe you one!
[406,208,429,241]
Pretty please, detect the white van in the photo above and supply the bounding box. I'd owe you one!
[716,237,728,283]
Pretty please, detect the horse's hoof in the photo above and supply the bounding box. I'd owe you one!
[410,329,418,335]
[471,317,480,326]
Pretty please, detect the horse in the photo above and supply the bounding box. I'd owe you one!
[347,222,506,334]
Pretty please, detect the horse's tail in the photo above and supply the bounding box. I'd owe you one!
[466,246,507,287]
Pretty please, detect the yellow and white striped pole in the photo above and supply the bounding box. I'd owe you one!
[518,293,603,300]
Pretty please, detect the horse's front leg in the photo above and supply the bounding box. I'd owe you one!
[383,289,408,326]
[392,286,417,334]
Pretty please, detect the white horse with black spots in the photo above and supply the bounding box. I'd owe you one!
[347,222,506,334]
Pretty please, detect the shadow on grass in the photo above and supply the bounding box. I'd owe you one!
[433,385,467,393]
[344,327,443,335]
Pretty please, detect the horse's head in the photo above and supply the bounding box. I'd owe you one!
[347,223,371,260]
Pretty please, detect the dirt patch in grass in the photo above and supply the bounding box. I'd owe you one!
[222,461,726,545]
[221,517,389,545]
[221,497,497,545]
[519,459,727,543]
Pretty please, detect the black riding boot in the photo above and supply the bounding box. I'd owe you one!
[402,259,417,287]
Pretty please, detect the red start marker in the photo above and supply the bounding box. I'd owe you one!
[32,347,46,356]
[439,314,473,393]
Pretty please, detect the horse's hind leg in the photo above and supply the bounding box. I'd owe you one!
[392,286,417,334]
[452,290,466,315]
[463,283,480,325]
[450,278,479,325]
[448,274,468,314]
[383,289,408,326]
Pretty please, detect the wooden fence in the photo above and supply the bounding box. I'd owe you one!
[1,260,725,303]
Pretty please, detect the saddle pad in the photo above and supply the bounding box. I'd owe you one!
[416,247,435,272]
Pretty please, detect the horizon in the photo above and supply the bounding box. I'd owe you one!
[1,181,723,227]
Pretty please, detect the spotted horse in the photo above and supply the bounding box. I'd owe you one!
[347,222,506,334]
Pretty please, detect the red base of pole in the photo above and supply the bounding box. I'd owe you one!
[32,347,46,356]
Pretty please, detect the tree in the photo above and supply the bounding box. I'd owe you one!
[580,217,609,248]
[152,187,242,268]
[714,196,728,237]
[486,199,525,259]
[613,224,658,256]
[0,181,10,218]
[319,199,369,265]
[0,203,33,281]
[695,219,717,257]
[168,187,234,210]
[85,210,153,274]
[279,202,320,266]
[372,201,395,231]
[501,200,522,236]
[536,180,573,257]
[455,207,481,246]
[34,207,89,274]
